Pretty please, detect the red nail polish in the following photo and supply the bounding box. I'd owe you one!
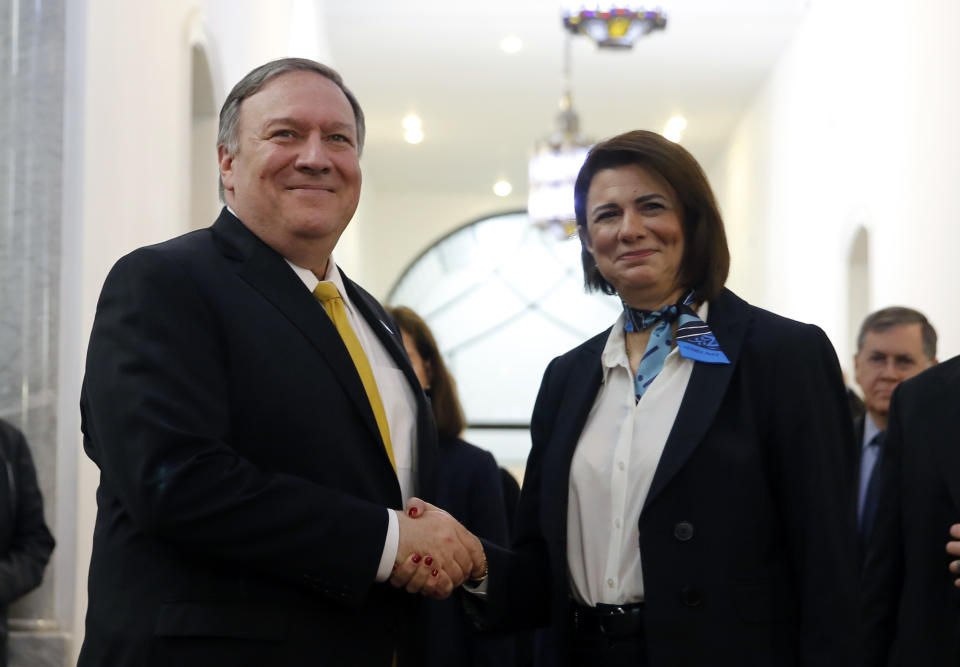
[392,564,397,572]
[412,554,421,564]
[408,507,418,517]
[432,569,439,577]
[424,556,433,566]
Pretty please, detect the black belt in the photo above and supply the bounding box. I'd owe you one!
[571,601,645,638]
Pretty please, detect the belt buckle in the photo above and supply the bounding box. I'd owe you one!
[599,605,627,636]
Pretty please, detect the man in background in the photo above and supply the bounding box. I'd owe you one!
[852,307,936,555]
[862,355,960,666]
[78,58,482,667]
[0,419,55,667]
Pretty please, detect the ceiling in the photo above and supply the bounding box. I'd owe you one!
[324,1,808,200]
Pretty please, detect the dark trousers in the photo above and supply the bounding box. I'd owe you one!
[571,631,647,667]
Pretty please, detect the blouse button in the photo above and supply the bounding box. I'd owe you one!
[618,461,625,471]
[607,578,615,588]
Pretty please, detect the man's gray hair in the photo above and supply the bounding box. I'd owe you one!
[216,58,365,202]
[856,306,937,360]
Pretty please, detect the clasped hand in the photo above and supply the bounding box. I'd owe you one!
[390,497,485,600]
[948,523,960,586]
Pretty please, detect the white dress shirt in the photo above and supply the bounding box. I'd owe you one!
[286,258,418,582]
[567,302,708,606]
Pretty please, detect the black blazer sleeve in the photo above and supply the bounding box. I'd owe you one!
[762,323,860,665]
[0,421,55,607]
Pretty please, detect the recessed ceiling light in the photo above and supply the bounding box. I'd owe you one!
[404,127,424,144]
[402,114,422,131]
[493,180,513,197]
[499,35,523,54]
[663,116,687,143]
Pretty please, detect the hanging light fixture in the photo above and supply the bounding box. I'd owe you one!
[527,35,592,239]
[562,4,668,50]
[528,5,670,238]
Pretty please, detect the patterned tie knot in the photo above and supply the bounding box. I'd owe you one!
[626,304,679,332]
[312,281,341,304]
[623,289,730,399]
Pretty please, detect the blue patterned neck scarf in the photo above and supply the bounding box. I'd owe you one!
[623,289,730,399]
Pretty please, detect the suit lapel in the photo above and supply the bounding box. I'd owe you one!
[212,211,384,451]
[643,289,751,512]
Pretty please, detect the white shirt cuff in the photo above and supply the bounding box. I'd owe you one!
[463,577,488,598]
[375,509,399,582]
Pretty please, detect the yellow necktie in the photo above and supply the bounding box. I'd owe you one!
[313,282,396,473]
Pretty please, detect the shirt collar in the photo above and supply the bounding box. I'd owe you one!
[601,301,710,377]
[285,256,357,312]
[862,412,883,449]
[225,206,349,311]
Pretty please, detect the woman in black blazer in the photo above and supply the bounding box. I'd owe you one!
[450,130,859,666]
[389,306,516,667]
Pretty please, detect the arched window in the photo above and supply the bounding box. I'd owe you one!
[388,211,619,473]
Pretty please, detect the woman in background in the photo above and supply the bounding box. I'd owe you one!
[388,306,516,667]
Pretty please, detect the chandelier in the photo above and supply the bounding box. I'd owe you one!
[562,4,668,50]
[526,36,592,239]
[528,5,669,238]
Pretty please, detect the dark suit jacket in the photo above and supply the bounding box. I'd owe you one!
[482,289,859,667]
[425,437,514,667]
[78,209,438,667]
[500,468,521,539]
[861,356,960,666]
[0,420,55,667]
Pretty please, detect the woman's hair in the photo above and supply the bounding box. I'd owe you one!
[388,306,466,440]
[573,129,730,301]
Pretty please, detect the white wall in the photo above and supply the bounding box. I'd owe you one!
[714,0,960,369]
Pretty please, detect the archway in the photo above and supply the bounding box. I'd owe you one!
[189,44,219,231]
[388,210,620,475]
[847,225,870,357]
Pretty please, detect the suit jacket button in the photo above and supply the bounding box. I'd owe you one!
[681,586,702,607]
[674,521,694,541]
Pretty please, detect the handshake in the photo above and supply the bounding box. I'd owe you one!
[390,497,485,600]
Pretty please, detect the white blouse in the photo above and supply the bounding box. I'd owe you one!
[566,302,708,606]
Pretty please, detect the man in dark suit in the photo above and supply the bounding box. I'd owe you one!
[862,355,960,666]
[852,307,936,556]
[77,58,482,667]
